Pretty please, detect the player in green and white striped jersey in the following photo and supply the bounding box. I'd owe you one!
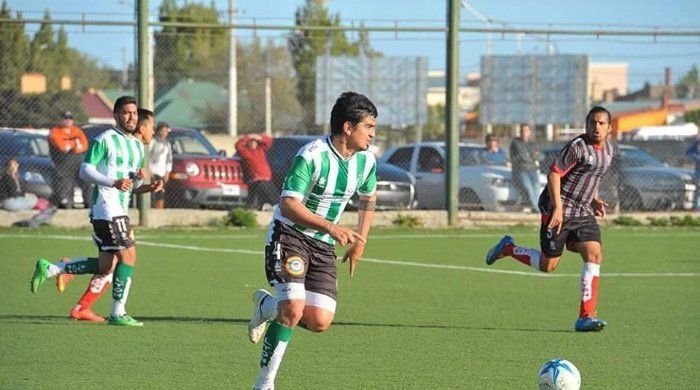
[30,97,158,327]
[250,92,378,389]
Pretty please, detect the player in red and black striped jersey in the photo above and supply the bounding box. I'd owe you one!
[485,106,613,332]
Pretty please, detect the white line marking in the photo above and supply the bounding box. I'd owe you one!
[2,233,698,278]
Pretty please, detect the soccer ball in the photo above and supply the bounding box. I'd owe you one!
[537,358,581,390]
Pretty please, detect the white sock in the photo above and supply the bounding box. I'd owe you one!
[254,338,289,389]
[111,277,131,317]
[261,294,278,321]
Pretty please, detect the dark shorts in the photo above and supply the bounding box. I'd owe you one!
[539,214,601,258]
[265,221,338,300]
[91,216,135,253]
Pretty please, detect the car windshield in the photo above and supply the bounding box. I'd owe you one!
[170,133,217,156]
[439,146,508,167]
[3,136,50,158]
[620,147,664,168]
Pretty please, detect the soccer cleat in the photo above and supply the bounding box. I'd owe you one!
[56,274,75,293]
[30,259,52,293]
[574,316,606,332]
[248,289,272,344]
[485,235,514,265]
[70,308,106,323]
[107,314,144,327]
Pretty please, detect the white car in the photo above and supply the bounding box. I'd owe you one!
[380,142,546,211]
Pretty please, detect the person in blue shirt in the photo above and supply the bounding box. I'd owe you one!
[483,133,508,166]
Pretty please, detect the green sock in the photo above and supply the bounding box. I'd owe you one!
[64,257,98,274]
[112,262,134,301]
[260,321,293,368]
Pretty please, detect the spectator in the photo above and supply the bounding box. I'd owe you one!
[149,122,173,209]
[48,111,90,208]
[509,123,541,211]
[235,133,277,210]
[0,158,38,211]
[483,134,508,166]
[686,132,700,210]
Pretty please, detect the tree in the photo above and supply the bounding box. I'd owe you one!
[0,1,29,90]
[677,64,699,99]
[288,0,370,133]
[154,0,227,92]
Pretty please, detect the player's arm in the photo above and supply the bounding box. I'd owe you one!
[341,193,376,277]
[591,189,608,217]
[546,171,564,234]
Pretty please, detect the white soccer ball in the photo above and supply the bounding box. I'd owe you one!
[537,358,581,390]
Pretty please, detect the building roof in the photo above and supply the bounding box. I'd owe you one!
[153,80,227,129]
[81,89,113,121]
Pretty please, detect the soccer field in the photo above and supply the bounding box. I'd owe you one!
[1,226,699,389]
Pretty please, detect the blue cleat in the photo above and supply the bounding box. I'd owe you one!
[574,317,606,332]
[485,235,514,265]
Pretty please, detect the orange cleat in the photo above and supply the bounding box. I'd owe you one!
[56,273,75,293]
[70,308,106,323]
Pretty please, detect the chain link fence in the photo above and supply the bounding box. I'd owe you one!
[1,8,698,214]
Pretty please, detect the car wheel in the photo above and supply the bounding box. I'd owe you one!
[620,186,643,211]
[458,188,483,210]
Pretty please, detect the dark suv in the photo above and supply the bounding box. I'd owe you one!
[265,135,416,210]
[0,128,55,200]
[83,125,247,209]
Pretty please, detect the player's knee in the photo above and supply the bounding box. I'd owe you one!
[305,319,332,333]
[276,302,304,327]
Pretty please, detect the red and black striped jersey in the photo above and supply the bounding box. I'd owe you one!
[538,135,614,218]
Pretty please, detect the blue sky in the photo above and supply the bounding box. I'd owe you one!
[6,0,700,90]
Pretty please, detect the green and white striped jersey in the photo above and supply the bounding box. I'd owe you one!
[269,136,377,245]
[83,127,145,220]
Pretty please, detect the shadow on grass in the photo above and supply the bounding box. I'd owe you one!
[0,315,572,333]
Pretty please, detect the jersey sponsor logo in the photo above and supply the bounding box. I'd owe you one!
[284,255,305,277]
[318,176,327,189]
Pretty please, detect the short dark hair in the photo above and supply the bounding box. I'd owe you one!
[586,106,612,124]
[137,108,154,128]
[520,123,531,130]
[485,134,498,142]
[113,96,138,114]
[329,92,378,135]
[155,121,170,132]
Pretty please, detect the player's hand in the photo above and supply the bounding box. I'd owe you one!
[137,168,147,180]
[150,180,164,193]
[342,241,366,278]
[113,178,133,191]
[547,205,564,235]
[328,224,366,247]
[592,198,609,217]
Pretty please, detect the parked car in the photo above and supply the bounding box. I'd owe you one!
[380,142,546,210]
[541,144,696,211]
[0,128,54,200]
[83,125,247,209]
[264,135,416,210]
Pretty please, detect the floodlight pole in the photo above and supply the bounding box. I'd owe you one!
[446,0,460,226]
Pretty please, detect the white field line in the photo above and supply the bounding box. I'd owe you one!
[1,233,698,278]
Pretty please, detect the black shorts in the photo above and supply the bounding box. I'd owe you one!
[539,214,601,258]
[265,221,338,300]
[91,216,135,253]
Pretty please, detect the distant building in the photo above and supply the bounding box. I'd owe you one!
[427,70,480,111]
[589,63,628,103]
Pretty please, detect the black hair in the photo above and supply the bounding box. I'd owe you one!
[155,121,170,132]
[137,108,154,128]
[329,91,378,135]
[485,133,498,142]
[113,95,138,114]
[586,106,612,125]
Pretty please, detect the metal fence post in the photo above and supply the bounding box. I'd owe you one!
[137,0,150,227]
[445,0,460,226]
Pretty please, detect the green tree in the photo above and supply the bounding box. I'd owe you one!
[154,0,227,92]
[423,104,446,140]
[288,0,369,133]
[0,1,29,90]
[677,64,699,99]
